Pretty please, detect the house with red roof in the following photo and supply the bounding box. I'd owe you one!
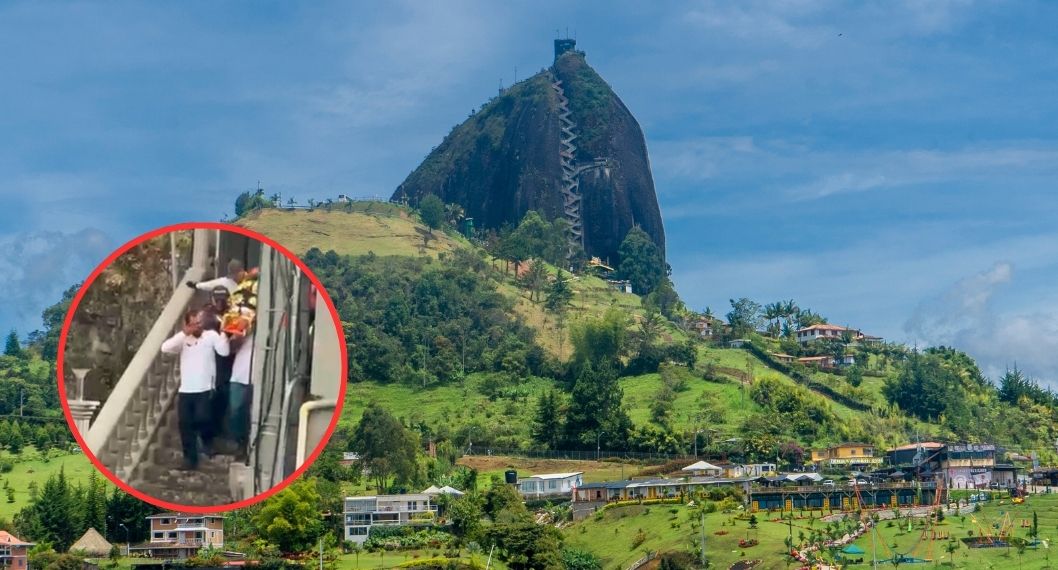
[0,530,33,570]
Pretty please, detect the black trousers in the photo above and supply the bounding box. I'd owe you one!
[178,391,212,467]
[206,354,235,441]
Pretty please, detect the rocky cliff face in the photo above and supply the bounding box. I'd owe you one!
[393,44,664,264]
[64,232,193,404]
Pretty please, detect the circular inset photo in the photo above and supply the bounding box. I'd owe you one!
[58,223,347,511]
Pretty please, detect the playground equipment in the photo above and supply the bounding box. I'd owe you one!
[962,511,1014,548]
[866,477,946,564]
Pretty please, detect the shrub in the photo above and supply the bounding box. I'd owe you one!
[631,529,647,550]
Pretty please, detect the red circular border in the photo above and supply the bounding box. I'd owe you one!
[56,221,349,513]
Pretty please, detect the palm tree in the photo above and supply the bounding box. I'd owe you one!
[444,203,465,225]
[287,197,296,208]
[763,302,783,336]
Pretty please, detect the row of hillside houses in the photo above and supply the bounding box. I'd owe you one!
[794,324,883,346]
[688,316,883,346]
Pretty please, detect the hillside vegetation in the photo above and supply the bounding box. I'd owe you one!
[237,204,463,258]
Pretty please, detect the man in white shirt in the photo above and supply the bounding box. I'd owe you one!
[186,259,243,295]
[161,309,231,470]
[227,332,254,462]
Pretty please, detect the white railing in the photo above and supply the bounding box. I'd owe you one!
[85,229,211,480]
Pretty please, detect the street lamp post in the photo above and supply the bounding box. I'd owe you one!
[596,431,605,461]
[119,523,129,556]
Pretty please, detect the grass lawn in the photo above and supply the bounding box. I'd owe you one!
[565,502,786,570]
[335,548,506,569]
[621,372,759,436]
[844,493,1058,568]
[0,448,100,519]
[567,493,1058,570]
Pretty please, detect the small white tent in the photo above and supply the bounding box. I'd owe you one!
[681,461,722,477]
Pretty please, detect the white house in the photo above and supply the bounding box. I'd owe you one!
[742,463,778,478]
[344,494,437,545]
[681,461,723,477]
[517,472,583,498]
[796,324,855,345]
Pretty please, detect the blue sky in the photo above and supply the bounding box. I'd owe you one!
[3,1,1058,384]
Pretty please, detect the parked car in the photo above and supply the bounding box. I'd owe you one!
[822,480,835,487]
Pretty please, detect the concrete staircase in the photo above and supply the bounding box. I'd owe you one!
[550,74,613,261]
[127,398,235,506]
[550,77,584,259]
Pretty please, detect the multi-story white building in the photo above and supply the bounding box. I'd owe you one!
[344,494,437,545]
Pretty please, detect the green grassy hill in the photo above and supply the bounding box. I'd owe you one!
[0,448,100,519]
[247,205,1058,470]
[245,206,967,454]
[237,204,465,258]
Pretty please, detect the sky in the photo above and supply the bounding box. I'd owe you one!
[3,0,1058,384]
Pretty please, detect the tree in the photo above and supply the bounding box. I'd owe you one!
[726,298,763,337]
[502,211,567,268]
[233,189,274,217]
[779,441,805,468]
[83,470,107,535]
[569,309,627,374]
[617,227,667,295]
[3,331,20,357]
[7,422,23,455]
[306,449,358,484]
[351,403,421,491]
[252,479,324,554]
[883,352,969,429]
[484,521,564,570]
[531,390,562,449]
[447,493,485,543]
[644,279,683,320]
[564,362,632,450]
[105,489,156,545]
[418,194,445,234]
[31,467,79,551]
[545,270,573,313]
[483,479,528,523]
[520,260,549,302]
[33,285,79,359]
[846,365,864,388]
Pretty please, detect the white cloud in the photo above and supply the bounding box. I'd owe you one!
[904,262,1058,386]
[0,229,113,334]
